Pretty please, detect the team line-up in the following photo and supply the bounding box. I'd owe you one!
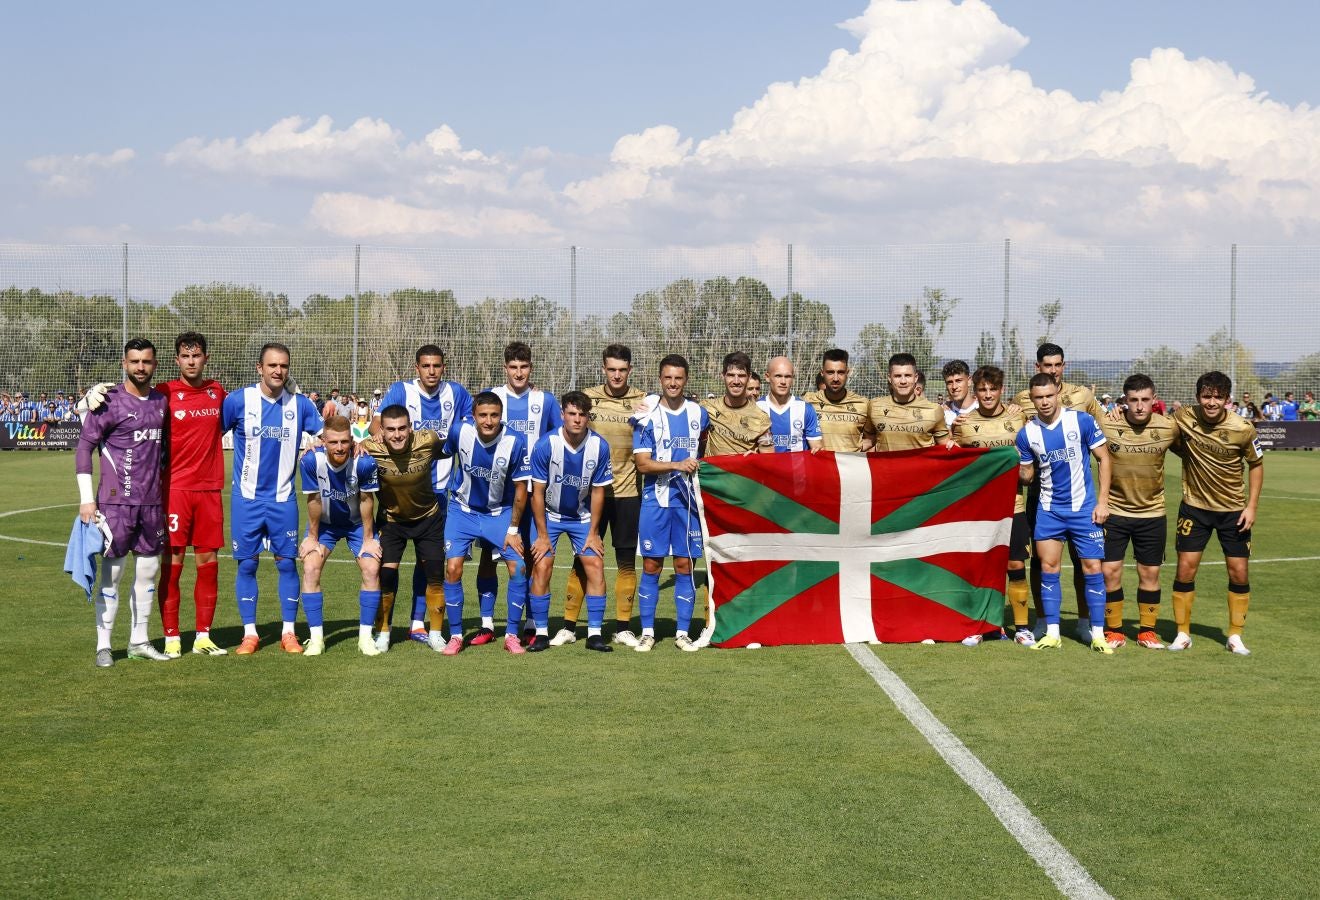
[72,332,1263,666]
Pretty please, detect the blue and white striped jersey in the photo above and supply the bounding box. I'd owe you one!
[488,386,562,447]
[632,397,708,508]
[1016,409,1106,513]
[530,429,614,522]
[299,448,379,529]
[443,419,531,516]
[222,387,323,503]
[379,379,473,492]
[757,396,822,453]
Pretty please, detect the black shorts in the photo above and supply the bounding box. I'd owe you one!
[379,508,447,565]
[1009,511,1031,562]
[1175,502,1251,558]
[1104,514,1167,566]
[594,493,641,549]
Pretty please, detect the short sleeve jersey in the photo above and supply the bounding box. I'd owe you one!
[584,383,646,498]
[221,387,323,503]
[443,420,532,516]
[361,430,448,523]
[867,395,949,451]
[1016,409,1106,514]
[161,378,227,491]
[299,448,380,529]
[803,390,872,452]
[632,398,708,509]
[953,405,1028,513]
[1099,413,1178,517]
[1013,381,1105,420]
[701,397,771,457]
[1172,405,1264,512]
[756,396,822,452]
[379,379,473,492]
[530,429,614,522]
[489,387,563,449]
[76,386,167,507]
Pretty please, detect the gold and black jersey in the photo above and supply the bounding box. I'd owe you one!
[362,430,448,523]
[1172,405,1264,512]
[953,406,1028,514]
[701,397,770,457]
[803,390,873,452]
[1100,413,1178,517]
[584,383,645,498]
[1013,381,1104,420]
[867,394,949,451]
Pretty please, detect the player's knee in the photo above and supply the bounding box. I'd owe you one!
[379,566,400,595]
[422,557,445,586]
[508,559,527,583]
[274,556,296,577]
[237,557,259,578]
[445,558,464,582]
[136,555,160,581]
[616,549,637,574]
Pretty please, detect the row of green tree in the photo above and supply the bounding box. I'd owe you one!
[2,281,1311,401]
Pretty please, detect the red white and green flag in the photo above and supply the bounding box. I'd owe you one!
[695,447,1020,647]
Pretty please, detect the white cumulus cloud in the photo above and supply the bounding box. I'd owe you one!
[25,148,135,195]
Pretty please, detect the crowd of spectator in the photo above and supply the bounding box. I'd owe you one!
[0,390,83,424]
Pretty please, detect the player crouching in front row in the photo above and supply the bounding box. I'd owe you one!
[527,391,615,652]
[298,416,384,656]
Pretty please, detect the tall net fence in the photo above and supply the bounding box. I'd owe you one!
[2,241,1318,404]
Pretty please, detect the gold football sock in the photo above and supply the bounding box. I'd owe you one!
[1104,589,1124,630]
[562,569,585,628]
[1227,582,1250,637]
[1007,573,1030,628]
[614,567,638,624]
[375,592,396,633]
[1137,588,1161,630]
[1171,580,1195,633]
[425,584,445,634]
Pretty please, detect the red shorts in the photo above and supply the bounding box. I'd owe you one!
[167,490,224,551]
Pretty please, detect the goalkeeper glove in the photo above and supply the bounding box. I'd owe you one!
[77,381,116,414]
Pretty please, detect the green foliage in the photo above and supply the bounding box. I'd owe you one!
[1132,328,1261,402]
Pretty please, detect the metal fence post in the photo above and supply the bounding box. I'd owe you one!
[1230,243,1238,390]
[121,242,129,352]
[1001,237,1011,368]
[570,245,578,388]
[352,244,361,395]
[786,242,794,358]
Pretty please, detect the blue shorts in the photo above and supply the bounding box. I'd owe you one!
[639,500,703,560]
[308,522,366,557]
[532,517,599,558]
[445,506,520,561]
[231,497,299,559]
[1034,505,1104,560]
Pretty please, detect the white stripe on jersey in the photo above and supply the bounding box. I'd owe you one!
[758,396,809,452]
[1021,409,1096,513]
[639,398,703,508]
[401,379,456,490]
[453,427,522,515]
[541,431,612,521]
[239,386,299,502]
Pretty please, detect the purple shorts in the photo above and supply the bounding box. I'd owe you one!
[102,504,165,558]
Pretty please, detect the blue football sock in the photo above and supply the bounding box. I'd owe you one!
[477,576,498,620]
[444,580,464,639]
[1042,570,1062,625]
[302,591,324,628]
[411,565,427,621]
[276,557,299,623]
[506,563,527,636]
[236,557,259,625]
[1083,571,1106,627]
[530,592,551,631]
[359,590,381,627]
[585,594,607,630]
[639,570,660,630]
[674,572,696,634]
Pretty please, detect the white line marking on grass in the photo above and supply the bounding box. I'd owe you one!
[1260,494,1320,502]
[845,643,1113,900]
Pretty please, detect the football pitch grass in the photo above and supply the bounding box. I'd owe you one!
[2,451,1319,898]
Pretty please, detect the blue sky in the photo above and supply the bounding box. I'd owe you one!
[5,0,1320,247]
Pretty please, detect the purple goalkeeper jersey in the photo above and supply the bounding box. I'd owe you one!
[75,386,168,506]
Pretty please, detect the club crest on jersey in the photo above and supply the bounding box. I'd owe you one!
[284,409,295,420]
[584,459,597,472]
[531,403,541,415]
[207,389,217,399]
[1066,431,1079,442]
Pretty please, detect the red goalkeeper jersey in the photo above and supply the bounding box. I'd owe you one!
[161,378,226,491]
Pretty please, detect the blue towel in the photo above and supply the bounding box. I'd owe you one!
[64,517,104,602]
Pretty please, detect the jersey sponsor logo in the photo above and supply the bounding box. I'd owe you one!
[250,425,292,439]
[133,428,163,442]
[1043,446,1079,464]
[662,436,700,450]
[414,418,445,432]
[508,420,533,433]
[554,472,588,489]
[175,410,187,420]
